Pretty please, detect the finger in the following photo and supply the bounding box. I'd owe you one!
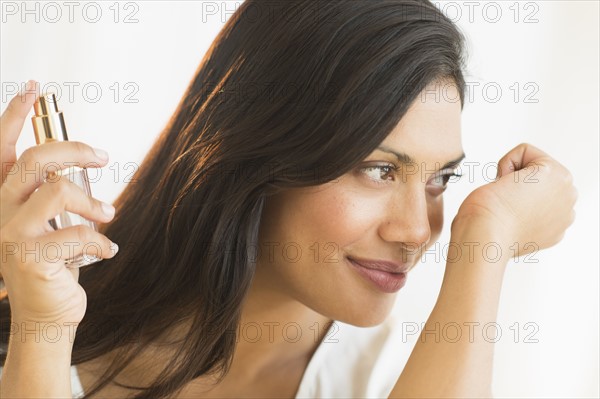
[2,140,109,202]
[0,80,39,183]
[1,227,117,277]
[496,143,550,179]
[39,224,119,263]
[11,178,115,237]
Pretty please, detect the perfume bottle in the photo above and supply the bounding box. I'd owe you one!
[31,93,102,268]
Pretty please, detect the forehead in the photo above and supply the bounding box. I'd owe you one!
[382,81,463,161]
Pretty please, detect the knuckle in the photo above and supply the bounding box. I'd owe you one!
[91,194,104,212]
[20,146,38,165]
[533,161,549,176]
[88,195,98,214]
[542,160,556,174]
[75,224,93,244]
[74,141,90,157]
[97,237,111,257]
[50,178,73,198]
[37,268,55,282]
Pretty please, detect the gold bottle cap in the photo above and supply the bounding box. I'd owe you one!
[32,93,69,144]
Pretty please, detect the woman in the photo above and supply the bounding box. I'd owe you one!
[0,0,577,398]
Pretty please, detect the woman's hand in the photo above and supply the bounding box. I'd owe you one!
[452,142,577,257]
[0,80,118,325]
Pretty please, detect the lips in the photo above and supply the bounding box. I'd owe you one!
[346,256,408,293]
[347,256,410,274]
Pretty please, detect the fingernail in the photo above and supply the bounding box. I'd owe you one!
[110,242,119,255]
[93,147,109,161]
[19,80,37,98]
[101,202,115,217]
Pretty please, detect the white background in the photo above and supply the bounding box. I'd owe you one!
[1,1,598,397]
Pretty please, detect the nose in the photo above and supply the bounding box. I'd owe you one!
[378,188,431,254]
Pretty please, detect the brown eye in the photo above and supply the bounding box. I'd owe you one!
[428,170,462,192]
[359,164,397,185]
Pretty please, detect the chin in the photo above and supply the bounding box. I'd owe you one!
[351,310,392,328]
[333,297,396,328]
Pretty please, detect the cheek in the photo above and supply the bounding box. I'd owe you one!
[258,185,379,278]
[264,185,445,257]
[260,186,395,325]
[261,181,379,256]
[301,186,378,251]
[311,185,447,251]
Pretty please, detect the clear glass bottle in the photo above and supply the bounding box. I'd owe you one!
[32,93,102,268]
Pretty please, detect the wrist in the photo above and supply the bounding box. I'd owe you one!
[449,214,513,268]
[451,213,512,244]
[8,318,79,348]
[2,324,74,399]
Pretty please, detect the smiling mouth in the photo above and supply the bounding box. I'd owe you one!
[346,257,408,293]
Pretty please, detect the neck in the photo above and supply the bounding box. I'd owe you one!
[82,265,333,395]
[232,266,334,377]
[182,264,334,395]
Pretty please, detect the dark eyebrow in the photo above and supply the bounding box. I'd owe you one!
[376,145,466,171]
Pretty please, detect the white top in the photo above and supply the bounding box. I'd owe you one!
[71,314,412,398]
[3,313,412,398]
[294,313,412,398]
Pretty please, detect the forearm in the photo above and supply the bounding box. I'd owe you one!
[389,218,510,398]
[1,319,75,398]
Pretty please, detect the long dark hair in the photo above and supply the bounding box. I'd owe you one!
[1,1,467,397]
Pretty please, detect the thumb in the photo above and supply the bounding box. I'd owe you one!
[495,142,550,179]
[0,80,39,183]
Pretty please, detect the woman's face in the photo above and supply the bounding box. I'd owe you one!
[256,80,464,327]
